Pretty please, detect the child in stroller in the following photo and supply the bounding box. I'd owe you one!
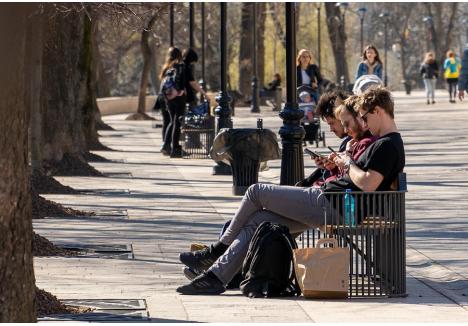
[297,85,326,147]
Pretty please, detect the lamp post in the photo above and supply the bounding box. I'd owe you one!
[200,3,206,92]
[422,16,433,52]
[170,3,174,47]
[189,2,194,49]
[379,12,390,87]
[279,2,305,186]
[316,3,322,68]
[251,3,260,113]
[335,2,349,87]
[213,2,232,175]
[357,7,367,53]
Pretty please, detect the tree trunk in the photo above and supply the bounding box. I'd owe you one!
[268,3,286,49]
[127,14,157,120]
[257,3,266,88]
[80,12,113,149]
[0,4,36,322]
[238,3,253,101]
[40,9,88,162]
[325,2,350,84]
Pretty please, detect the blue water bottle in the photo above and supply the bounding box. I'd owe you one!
[344,189,356,226]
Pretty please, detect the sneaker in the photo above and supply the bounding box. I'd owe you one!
[160,147,170,156]
[179,245,220,272]
[432,100,436,104]
[427,99,430,105]
[183,267,199,281]
[176,272,225,295]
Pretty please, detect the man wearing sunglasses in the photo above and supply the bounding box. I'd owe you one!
[325,86,405,192]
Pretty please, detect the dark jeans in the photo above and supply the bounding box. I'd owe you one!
[161,107,171,142]
[447,78,458,99]
[162,95,186,153]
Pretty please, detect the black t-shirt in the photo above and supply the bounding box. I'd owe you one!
[322,132,405,192]
[184,64,196,103]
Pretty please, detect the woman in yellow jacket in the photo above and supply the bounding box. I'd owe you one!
[443,50,462,103]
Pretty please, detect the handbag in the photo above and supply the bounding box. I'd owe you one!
[293,238,349,299]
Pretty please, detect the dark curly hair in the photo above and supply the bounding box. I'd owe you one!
[315,90,350,120]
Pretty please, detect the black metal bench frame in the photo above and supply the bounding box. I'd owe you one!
[300,173,407,298]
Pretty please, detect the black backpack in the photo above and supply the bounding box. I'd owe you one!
[239,221,301,298]
[161,64,185,100]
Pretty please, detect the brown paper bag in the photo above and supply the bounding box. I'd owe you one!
[293,238,349,299]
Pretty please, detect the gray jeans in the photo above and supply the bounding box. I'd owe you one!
[209,183,328,285]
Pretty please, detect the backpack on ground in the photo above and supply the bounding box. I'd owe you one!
[239,221,301,298]
[161,64,185,100]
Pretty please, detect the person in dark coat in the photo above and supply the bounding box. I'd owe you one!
[296,49,322,103]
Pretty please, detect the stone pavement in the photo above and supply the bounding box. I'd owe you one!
[34,91,468,322]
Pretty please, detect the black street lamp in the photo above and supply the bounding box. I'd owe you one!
[170,3,174,47]
[316,3,322,68]
[335,2,349,28]
[379,12,390,87]
[422,16,434,52]
[213,2,233,175]
[189,2,194,49]
[200,3,206,93]
[357,7,367,53]
[251,3,260,113]
[279,3,305,186]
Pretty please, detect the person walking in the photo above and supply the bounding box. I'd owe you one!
[420,52,439,104]
[443,50,461,103]
[296,49,322,103]
[182,48,209,109]
[159,47,187,158]
[355,45,383,81]
[458,46,468,101]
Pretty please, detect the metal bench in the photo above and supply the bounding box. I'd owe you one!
[300,172,407,298]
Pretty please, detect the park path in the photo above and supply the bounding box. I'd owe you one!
[34,90,468,322]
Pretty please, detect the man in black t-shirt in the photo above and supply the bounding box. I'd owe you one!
[325,87,405,192]
[176,87,405,295]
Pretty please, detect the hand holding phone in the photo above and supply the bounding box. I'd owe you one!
[304,148,320,159]
[327,146,337,154]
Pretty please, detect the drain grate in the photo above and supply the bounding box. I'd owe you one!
[79,189,131,195]
[38,298,149,322]
[60,299,146,310]
[59,243,134,260]
[39,310,149,322]
[45,209,128,220]
[103,172,133,178]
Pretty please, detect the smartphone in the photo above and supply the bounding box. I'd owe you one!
[304,148,321,159]
[327,146,337,154]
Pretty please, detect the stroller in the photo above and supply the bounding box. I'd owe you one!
[297,85,326,147]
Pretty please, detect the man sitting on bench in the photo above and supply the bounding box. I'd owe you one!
[176,87,405,295]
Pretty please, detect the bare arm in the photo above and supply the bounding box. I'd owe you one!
[189,80,206,96]
[348,163,384,192]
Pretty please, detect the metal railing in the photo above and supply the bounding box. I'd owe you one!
[300,189,407,298]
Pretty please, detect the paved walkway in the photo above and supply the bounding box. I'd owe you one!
[34,91,468,322]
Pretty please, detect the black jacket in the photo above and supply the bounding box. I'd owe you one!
[297,64,323,88]
[420,61,439,79]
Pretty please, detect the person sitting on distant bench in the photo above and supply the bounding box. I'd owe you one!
[263,73,281,92]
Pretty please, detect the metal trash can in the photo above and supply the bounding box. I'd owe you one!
[210,126,280,196]
[181,102,215,159]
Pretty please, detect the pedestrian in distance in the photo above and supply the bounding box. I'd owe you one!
[296,49,323,103]
[458,46,468,101]
[182,48,209,109]
[420,52,439,105]
[355,45,383,81]
[159,47,187,158]
[443,50,461,103]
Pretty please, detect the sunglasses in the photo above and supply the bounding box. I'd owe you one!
[360,109,373,123]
